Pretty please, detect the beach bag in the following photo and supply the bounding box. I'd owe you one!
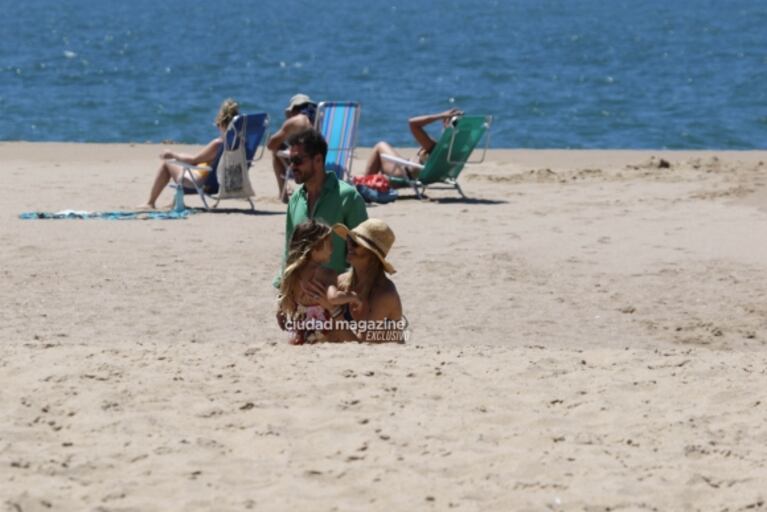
[216,130,255,199]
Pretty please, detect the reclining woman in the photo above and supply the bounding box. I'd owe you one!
[363,108,463,179]
[304,218,404,343]
[138,98,240,210]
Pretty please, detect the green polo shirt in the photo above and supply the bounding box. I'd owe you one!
[274,171,368,287]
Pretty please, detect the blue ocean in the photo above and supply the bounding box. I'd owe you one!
[1,0,765,148]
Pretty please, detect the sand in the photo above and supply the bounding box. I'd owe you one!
[1,143,766,511]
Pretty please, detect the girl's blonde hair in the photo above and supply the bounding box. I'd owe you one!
[215,98,240,129]
[279,219,332,315]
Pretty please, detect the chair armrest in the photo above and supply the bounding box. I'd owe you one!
[166,159,212,172]
[380,153,424,171]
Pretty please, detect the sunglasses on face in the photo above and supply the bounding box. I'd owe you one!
[291,153,317,166]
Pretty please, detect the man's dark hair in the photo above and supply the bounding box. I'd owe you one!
[286,128,328,160]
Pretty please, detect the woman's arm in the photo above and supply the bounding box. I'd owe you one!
[327,285,362,308]
[161,137,222,166]
[408,108,463,153]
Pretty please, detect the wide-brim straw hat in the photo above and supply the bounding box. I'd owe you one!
[285,93,314,112]
[333,218,396,274]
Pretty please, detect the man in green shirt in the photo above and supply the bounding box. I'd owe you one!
[274,128,368,287]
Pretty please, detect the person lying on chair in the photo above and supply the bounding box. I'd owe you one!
[138,98,239,210]
[363,108,463,179]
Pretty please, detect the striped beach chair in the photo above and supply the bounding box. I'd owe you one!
[314,101,361,181]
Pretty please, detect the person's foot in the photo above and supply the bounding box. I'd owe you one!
[135,203,156,211]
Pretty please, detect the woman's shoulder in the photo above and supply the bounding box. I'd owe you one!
[205,136,224,152]
[370,276,402,319]
[372,276,400,301]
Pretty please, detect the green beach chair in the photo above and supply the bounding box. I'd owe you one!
[381,115,492,199]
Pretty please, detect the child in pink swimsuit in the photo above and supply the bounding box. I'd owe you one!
[278,219,361,344]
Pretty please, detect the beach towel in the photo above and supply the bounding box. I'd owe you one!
[19,209,192,220]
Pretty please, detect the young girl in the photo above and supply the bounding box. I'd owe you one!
[278,219,361,344]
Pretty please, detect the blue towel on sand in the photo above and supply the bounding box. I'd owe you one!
[19,209,192,220]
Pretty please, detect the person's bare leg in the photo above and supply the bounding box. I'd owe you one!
[364,141,405,177]
[272,151,291,202]
[138,162,184,209]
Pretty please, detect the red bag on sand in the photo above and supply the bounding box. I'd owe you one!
[352,174,391,193]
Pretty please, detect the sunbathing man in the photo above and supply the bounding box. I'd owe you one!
[266,94,317,202]
[363,108,463,179]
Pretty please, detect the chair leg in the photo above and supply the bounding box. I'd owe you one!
[453,180,467,199]
[412,182,422,200]
[181,168,210,211]
[248,198,255,211]
[198,191,211,210]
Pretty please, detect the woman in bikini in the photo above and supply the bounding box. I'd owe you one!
[363,108,463,179]
[138,98,240,210]
[304,218,404,343]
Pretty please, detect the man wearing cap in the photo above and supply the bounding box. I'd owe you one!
[266,93,317,202]
[273,127,368,289]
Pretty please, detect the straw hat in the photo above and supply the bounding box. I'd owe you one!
[285,93,314,112]
[333,218,396,274]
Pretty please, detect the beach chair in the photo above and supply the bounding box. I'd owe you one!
[173,113,269,210]
[381,115,492,199]
[314,101,361,180]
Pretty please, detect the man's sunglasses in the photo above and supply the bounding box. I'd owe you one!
[289,155,306,166]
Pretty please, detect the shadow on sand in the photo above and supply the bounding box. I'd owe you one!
[379,195,507,206]
[189,207,284,216]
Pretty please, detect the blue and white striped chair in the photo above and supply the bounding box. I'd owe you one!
[314,101,361,181]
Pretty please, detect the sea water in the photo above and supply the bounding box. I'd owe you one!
[1,0,765,149]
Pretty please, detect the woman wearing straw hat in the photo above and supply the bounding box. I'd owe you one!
[304,218,404,342]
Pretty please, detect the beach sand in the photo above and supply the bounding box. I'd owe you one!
[1,143,766,511]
